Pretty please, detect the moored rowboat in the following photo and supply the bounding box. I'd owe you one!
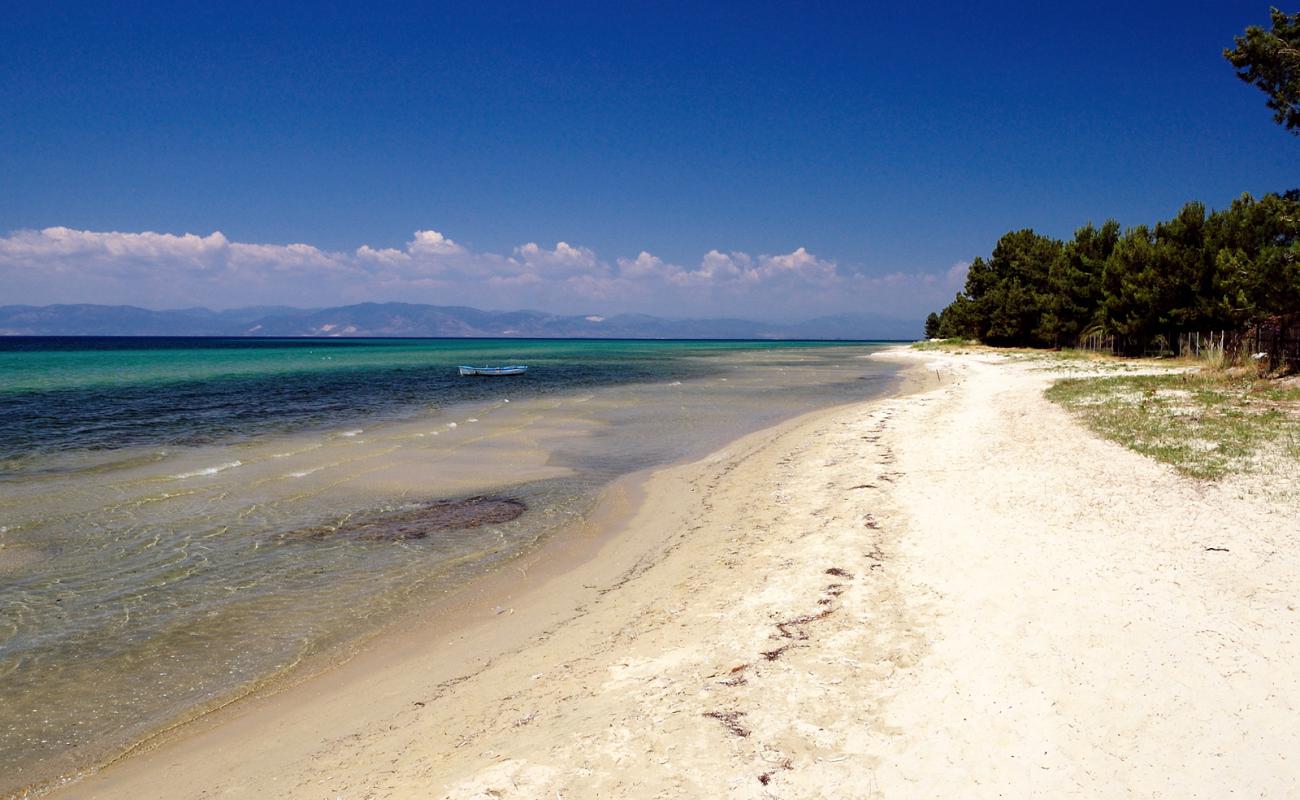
[458,365,528,377]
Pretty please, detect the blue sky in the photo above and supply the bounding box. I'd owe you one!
[0,1,1294,320]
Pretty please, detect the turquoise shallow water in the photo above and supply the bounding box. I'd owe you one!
[0,337,899,794]
[2,337,868,463]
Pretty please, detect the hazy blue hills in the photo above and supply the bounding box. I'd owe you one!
[0,303,920,340]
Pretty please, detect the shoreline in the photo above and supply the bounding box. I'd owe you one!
[46,346,1300,798]
[4,341,903,798]
[34,353,928,799]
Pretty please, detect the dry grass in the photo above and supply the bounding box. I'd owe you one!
[910,338,977,351]
[1046,371,1300,480]
[911,340,1140,368]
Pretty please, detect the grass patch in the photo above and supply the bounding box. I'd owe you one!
[910,340,1138,368]
[1046,371,1300,480]
[1025,347,1111,361]
[910,338,974,351]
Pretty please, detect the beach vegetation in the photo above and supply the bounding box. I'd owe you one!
[910,337,972,351]
[1046,371,1300,479]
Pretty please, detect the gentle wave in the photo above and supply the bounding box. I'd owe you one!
[285,466,325,478]
[272,443,322,458]
[172,460,243,479]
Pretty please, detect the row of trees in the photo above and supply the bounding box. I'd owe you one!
[923,8,1300,353]
[925,192,1300,352]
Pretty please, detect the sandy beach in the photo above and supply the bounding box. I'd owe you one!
[50,347,1300,799]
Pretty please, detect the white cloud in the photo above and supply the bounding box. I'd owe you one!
[0,225,959,319]
[408,229,465,256]
[945,260,970,290]
[228,242,341,273]
[0,227,229,269]
[616,251,665,279]
[355,244,409,265]
[513,241,603,277]
[693,250,748,282]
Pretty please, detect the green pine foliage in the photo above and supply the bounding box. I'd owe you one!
[1224,7,1300,134]
[931,193,1300,352]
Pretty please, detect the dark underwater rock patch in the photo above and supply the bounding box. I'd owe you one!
[290,496,527,542]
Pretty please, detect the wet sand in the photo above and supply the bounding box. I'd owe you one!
[47,347,1300,798]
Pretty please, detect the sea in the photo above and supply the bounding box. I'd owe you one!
[0,336,899,794]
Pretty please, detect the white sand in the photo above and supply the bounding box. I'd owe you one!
[56,348,1300,799]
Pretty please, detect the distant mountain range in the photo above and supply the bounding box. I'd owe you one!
[0,303,921,340]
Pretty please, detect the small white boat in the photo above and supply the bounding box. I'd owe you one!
[458,365,528,377]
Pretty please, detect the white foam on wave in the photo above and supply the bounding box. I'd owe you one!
[467,418,479,423]
[340,430,363,437]
[173,460,243,479]
[272,443,322,458]
[285,465,325,478]
[447,422,457,429]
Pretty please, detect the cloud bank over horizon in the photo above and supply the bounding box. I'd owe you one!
[0,226,968,321]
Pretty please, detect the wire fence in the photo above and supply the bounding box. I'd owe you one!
[1075,317,1298,372]
[1240,317,1300,371]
